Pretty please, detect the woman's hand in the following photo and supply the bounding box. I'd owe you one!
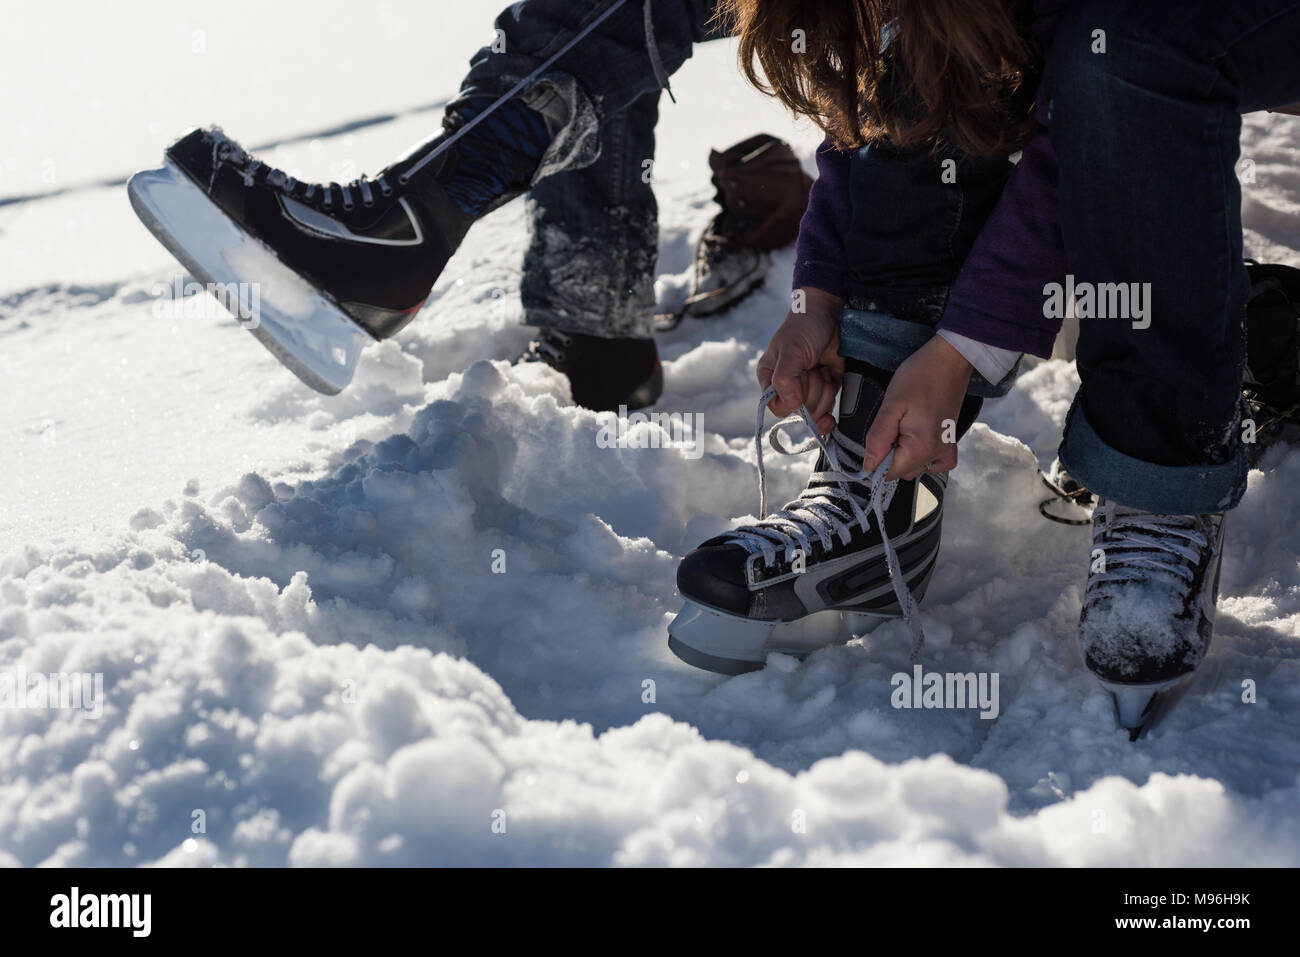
[863,335,974,480]
[756,287,845,435]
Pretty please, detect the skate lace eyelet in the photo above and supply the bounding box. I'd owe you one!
[343,203,354,212]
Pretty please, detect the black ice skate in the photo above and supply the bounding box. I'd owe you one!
[128,106,548,393]
[668,360,981,674]
[1078,499,1227,739]
[520,329,663,412]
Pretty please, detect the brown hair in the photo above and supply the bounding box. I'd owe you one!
[718,0,1037,157]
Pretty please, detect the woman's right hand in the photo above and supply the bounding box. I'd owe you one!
[756,286,845,435]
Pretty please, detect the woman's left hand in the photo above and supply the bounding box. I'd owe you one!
[862,335,974,481]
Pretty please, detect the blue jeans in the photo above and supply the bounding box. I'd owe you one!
[459,0,723,339]
[1046,0,1300,514]
[841,307,1018,399]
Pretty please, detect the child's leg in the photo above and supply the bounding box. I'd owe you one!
[450,1,723,410]
[516,92,663,411]
[522,92,660,343]
[1048,0,1300,515]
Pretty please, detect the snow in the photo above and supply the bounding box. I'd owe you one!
[3,0,1300,867]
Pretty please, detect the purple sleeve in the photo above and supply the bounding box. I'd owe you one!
[937,128,1065,357]
[792,138,852,297]
[937,1,1069,358]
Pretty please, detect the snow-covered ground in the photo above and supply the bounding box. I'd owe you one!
[3,0,1299,867]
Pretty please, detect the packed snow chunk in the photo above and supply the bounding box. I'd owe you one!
[128,508,167,532]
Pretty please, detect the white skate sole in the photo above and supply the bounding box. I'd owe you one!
[667,599,884,675]
[127,160,368,395]
[1099,677,1183,741]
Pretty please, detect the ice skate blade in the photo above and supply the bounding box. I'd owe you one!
[127,161,367,395]
[1099,677,1181,741]
[667,600,883,675]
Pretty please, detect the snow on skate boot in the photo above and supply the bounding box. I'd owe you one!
[668,359,981,674]
[128,96,553,393]
[657,134,812,330]
[1078,499,1227,739]
[520,329,663,412]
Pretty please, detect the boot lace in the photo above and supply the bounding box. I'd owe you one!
[1087,500,1212,596]
[721,387,926,661]
[209,131,394,213]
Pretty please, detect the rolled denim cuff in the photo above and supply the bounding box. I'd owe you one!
[838,306,1017,399]
[1058,397,1249,515]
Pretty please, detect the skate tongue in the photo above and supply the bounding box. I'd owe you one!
[1089,502,1212,597]
[805,363,889,496]
[836,362,889,449]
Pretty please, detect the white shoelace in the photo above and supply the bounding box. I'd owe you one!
[723,387,926,662]
[211,133,392,211]
[1088,501,1211,593]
